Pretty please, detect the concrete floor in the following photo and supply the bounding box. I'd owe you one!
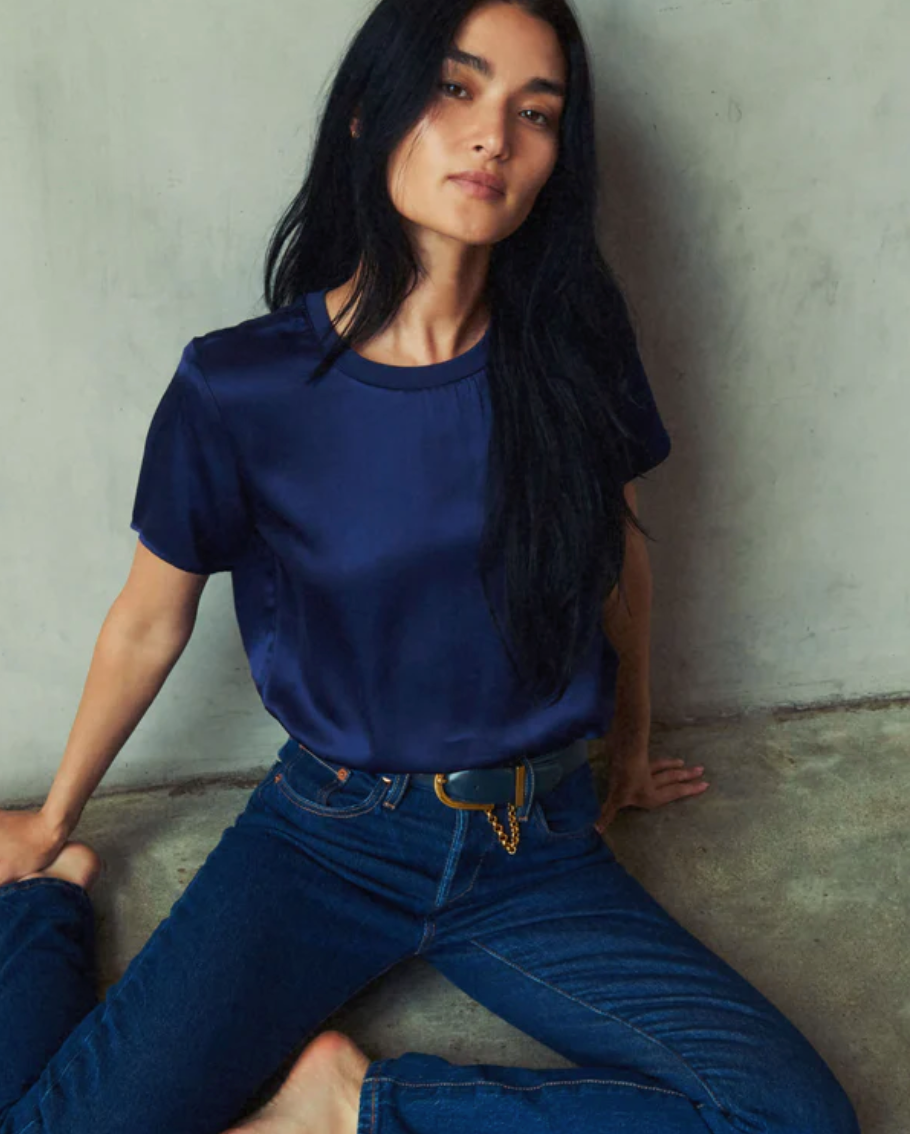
[64,702,907,1132]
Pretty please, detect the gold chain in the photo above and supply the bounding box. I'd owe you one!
[485,802,520,854]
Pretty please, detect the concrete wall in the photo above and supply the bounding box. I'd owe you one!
[597,0,910,723]
[2,0,907,803]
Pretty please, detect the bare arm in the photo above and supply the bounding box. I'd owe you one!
[595,483,708,832]
[601,482,653,746]
[39,539,210,842]
[0,541,211,885]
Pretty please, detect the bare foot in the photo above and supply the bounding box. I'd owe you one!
[19,841,104,892]
[224,1030,370,1134]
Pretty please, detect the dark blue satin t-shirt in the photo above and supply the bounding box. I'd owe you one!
[130,288,671,773]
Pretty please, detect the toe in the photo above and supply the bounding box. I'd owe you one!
[25,842,105,891]
[64,842,105,889]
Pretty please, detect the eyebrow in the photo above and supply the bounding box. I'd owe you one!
[443,46,567,99]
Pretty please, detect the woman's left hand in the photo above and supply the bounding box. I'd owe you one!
[594,744,709,834]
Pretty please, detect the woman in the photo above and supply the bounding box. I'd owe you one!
[0,1,859,1132]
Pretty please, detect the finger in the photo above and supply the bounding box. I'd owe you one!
[650,758,686,770]
[656,781,710,803]
[653,765,705,783]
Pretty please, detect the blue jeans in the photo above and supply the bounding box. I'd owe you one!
[0,735,859,1133]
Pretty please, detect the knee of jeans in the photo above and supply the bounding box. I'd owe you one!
[719,1039,857,1134]
[775,1064,860,1134]
[824,1082,861,1134]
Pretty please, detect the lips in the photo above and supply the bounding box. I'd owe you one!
[449,171,506,194]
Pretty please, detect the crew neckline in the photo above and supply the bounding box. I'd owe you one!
[303,287,489,390]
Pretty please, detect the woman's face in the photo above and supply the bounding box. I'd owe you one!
[383,1,567,249]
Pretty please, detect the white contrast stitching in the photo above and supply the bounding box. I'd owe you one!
[364,1074,689,1098]
[466,937,730,1115]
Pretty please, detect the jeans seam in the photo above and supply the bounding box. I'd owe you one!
[531,801,593,839]
[536,814,596,839]
[370,1073,377,1132]
[364,1074,691,1099]
[296,741,348,778]
[276,777,387,818]
[416,919,436,955]
[466,937,731,1116]
[9,896,411,1134]
[13,1032,95,1134]
[11,891,186,1134]
[534,766,600,839]
[432,812,464,910]
[0,878,93,905]
[446,843,490,905]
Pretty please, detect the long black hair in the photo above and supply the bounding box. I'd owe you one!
[263,0,655,707]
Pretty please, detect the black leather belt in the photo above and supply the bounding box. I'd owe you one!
[409,737,590,810]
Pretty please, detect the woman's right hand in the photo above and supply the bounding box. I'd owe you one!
[0,809,66,887]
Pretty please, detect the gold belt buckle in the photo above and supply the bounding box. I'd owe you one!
[433,765,526,855]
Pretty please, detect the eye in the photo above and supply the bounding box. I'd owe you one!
[521,109,552,128]
[438,80,468,99]
[437,81,553,129]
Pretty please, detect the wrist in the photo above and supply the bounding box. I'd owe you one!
[39,805,74,850]
[606,723,650,765]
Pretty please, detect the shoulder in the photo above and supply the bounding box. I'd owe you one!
[190,299,317,377]
[179,299,324,419]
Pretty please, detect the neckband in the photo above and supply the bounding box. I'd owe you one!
[303,287,489,390]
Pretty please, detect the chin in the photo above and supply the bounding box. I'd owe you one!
[437,216,512,245]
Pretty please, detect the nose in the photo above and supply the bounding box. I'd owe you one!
[471,109,511,162]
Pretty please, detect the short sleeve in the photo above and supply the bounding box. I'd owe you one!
[616,348,673,483]
[129,339,254,575]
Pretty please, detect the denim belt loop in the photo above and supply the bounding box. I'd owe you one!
[516,755,536,823]
[381,772,410,810]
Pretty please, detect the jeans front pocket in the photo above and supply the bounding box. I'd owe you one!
[271,740,390,818]
[531,759,601,839]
